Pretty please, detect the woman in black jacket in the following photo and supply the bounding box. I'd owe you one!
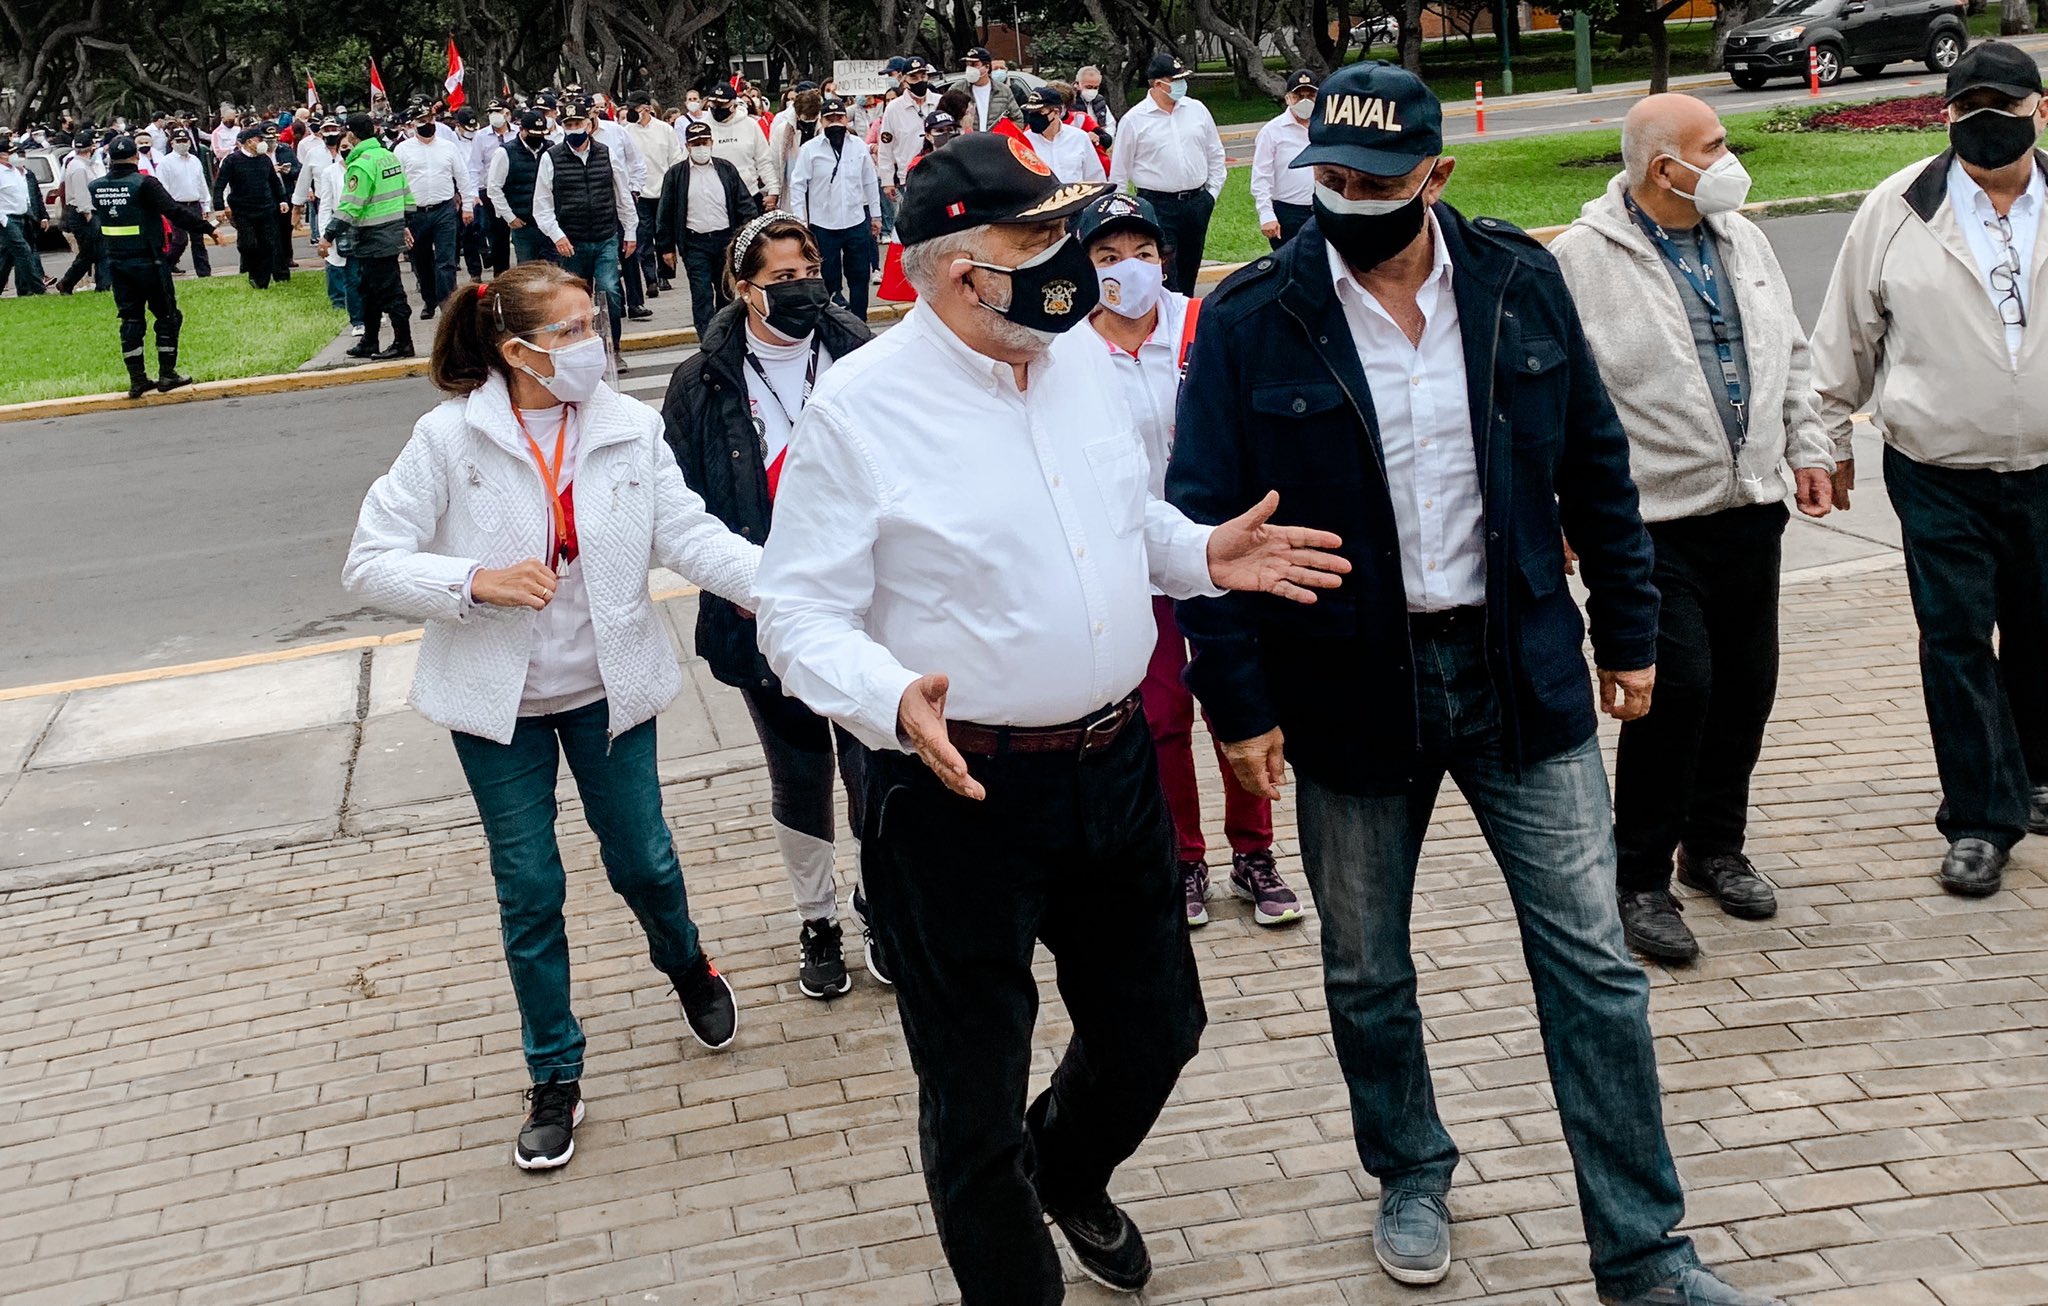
[658,211,879,1002]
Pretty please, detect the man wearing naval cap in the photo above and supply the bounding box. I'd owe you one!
[1168,61,1780,1306]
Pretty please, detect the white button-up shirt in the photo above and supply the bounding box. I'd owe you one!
[0,163,28,220]
[1250,109,1313,222]
[593,117,648,195]
[1326,218,1487,612]
[787,133,880,231]
[1025,125,1106,184]
[878,92,941,186]
[1108,95,1226,199]
[155,150,207,203]
[753,304,1222,750]
[1949,154,2044,364]
[394,134,476,209]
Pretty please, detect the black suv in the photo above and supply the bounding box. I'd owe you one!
[1721,0,1968,89]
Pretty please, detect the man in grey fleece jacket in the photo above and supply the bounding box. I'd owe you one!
[1552,93,1835,966]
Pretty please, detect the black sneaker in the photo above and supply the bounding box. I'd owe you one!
[513,1080,584,1171]
[798,918,852,1000]
[1044,1194,1151,1293]
[849,887,892,986]
[674,953,738,1049]
[1619,889,1699,964]
[1676,849,1778,920]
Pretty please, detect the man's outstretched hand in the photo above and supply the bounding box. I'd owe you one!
[897,673,985,801]
[1207,491,1349,603]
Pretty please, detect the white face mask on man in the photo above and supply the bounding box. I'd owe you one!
[1658,152,1752,216]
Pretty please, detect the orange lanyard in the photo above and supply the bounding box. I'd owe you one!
[515,407,572,569]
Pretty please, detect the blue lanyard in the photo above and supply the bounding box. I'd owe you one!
[1625,193,1746,439]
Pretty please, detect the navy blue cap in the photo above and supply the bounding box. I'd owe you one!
[883,56,911,74]
[1290,60,1441,178]
[1074,191,1162,247]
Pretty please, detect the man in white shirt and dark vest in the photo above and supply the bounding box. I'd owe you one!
[1169,63,1784,1306]
[532,98,638,355]
[1108,53,1225,294]
[485,110,557,266]
[753,133,1351,1304]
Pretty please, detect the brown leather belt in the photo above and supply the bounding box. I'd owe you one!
[946,693,1143,759]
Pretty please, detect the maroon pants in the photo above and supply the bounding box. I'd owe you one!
[1140,595,1274,863]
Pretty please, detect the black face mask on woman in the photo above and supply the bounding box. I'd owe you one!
[754,277,831,340]
[1951,104,2041,170]
[1312,171,1431,274]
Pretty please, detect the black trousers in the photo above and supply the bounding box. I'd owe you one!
[1613,501,1788,891]
[110,257,181,372]
[679,226,735,336]
[407,200,459,310]
[462,197,493,277]
[1271,199,1313,250]
[814,221,874,321]
[1886,444,2048,848]
[633,197,661,293]
[232,209,283,288]
[484,203,511,277]
[58,210,102,292]
[165,200,212,276]
[620,215,647,311]
[1139,187,1216,294]
[861,709,1206,1305]
[355,254,413,351]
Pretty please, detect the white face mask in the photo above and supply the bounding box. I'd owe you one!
[1096,256,1164,319]
[688,145,713,164]
[173,141,191,154]
[1659,152,1751,216]
[490,111,508,129]
[686,100,702,114]
[1314,173,1429,217]
[1289,98,1314,121]
[515,335,608,403]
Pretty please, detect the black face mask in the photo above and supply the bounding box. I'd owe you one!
[906,80,929,97]
[711,104,734,121]
[1951,105,2040,170]
[1313,180,1429,274]
[797,119,817,139]
[322,133,342,147]
[969,234,1100,335]
[755,277,831,339]
[824,123,847,147]
[1023,110,1055,134]
[416,123,436,138]
[524,133,549,148]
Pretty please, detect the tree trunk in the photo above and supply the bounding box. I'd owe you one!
[2003,0,2035,34]
[1647,12,1670,90]
[1398,0,1424,70]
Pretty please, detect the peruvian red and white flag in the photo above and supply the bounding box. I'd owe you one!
[368,57,387,108]
[444,37,466,110]
[306,72,318,109]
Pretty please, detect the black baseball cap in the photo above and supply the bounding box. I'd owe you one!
[907,58,937,77]
[454,107,477,126]
[108,134,138,159]
[1074,191,1162,246]
[519,109,548,132]
[1285,68,1318,94]
[685,120,713,142]
[966,46,994,64]
[706,82,736,102]
[1145,53,1193,83]
[820,96,849,119]
[1290,60,1441,178]
[237,125,264,142]
[884,56,911,74]
[924,110,960,134]
[1945,39,2044,103]
[1024,86,1064,111]
[896,131,1111,245]
[559,99,590,122]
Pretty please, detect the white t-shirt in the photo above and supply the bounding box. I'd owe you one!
[973,82,993,130]
[513,404,603,715]
[742,327,837,496]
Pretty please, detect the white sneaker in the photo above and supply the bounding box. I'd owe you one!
[350,323,365,337]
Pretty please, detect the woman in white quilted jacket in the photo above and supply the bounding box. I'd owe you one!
[344,261,752,1175]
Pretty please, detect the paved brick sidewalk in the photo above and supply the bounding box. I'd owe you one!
[3,565,2044,1306]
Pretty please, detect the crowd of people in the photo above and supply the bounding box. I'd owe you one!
[12,33,2044,1306]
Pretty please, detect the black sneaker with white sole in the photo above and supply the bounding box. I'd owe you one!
[798,918,853,999]
[514,1080,584,1171]
[1044,1194,1152,1292]
[673,953,738,1049]
[849,887,892,987]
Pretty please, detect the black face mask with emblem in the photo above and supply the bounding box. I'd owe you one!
[968,233,1100,335]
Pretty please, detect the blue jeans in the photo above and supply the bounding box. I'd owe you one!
[510,223,557,265]
[406,199,461,309]
[450,699,702,1084]
[326,257,361,323]
[562,236,622,349]
[1293,621,1697,1300]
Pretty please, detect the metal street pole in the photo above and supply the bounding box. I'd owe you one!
[1498,0,1515,95]
[1574,10,1593,93]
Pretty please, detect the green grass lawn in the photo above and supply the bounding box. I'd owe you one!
[1202,107,1947,262]
[0,270,346,405]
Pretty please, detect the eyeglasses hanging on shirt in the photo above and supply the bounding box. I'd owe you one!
[1624,192,1747,448]
[1985,212,2028,329]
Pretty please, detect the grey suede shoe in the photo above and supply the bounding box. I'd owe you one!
[1601,1265,1787,1306]
[1373,1189,1451,1285]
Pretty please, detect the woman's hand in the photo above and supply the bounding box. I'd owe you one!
[472,560,557,609]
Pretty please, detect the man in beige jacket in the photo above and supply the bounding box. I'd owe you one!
[1812,41,2048,898]
[1553,94,1835,965]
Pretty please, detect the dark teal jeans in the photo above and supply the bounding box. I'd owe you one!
[451,699,701,1084]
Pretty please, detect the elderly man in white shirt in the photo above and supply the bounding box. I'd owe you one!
[787,97,882,320]
[1109,53,1226,293]
[1021,86,1106,184]
[1252,69,1319,247]
[754,133,1348,1306]
[393,107,476,317]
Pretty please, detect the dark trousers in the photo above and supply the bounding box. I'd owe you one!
[450,700,703,1084]
[1886,444,2048,848]
[407,199,459,311]
[813,221,874,321]
[58,211,102,292]
[510,222,556,265]
[633,197,661,292]
[164,201,212,276]
[1,214,45,293]
[355,254,413,351]
[232,208,283,288]
[483,203,511,276]
[679,226,735,336]
[861,711,1206,1305]
[740,684,867,921]
[1270,199,1313,250]
[110,257,181,373]
[1139,187,1216,294]
[1614,501,1788,891]
[461,197,490,278]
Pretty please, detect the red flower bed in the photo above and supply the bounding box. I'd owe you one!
[1809,95,1946,131]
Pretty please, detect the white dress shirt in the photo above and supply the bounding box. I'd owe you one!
[1250,110,1313,222]
[394,134,475,210]
[753,304,1222,750]
[1325,219,1487,612]
[296,159,351,265]
[1949,154,2044,364]
[878,91,941,186]
[1025,125,1106,184]
[787,133,880,231]
[0,164,28,220]
[61,152,100,212]
[684,161,729,232]
[532,143,641,244]
[593,117,648,194]
[1109,95,1226,199]
[154,149,206,203]
[296,132,331,172]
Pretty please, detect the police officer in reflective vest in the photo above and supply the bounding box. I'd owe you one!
[92,134,216,399]
[324,112,417,360]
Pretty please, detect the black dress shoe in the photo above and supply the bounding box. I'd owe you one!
[345,343,378,359]
[626,306,654,321]
[1619,889,1699,964]
[1677,849,1778,920]
[419,305,436,320]
[1044,1195,1151,1293]
[1939,838,2007,897]
[372,343,415,361]
[2029,785,2048,836]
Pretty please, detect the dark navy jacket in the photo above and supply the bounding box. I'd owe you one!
[1165,207,1658,795]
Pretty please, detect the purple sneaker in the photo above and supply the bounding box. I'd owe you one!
[1180,860,1211,927]
[1231,850,1304,926]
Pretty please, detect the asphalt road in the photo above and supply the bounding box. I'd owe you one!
[2,207,1858,692]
